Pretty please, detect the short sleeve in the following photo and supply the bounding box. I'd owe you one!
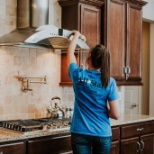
[107,78,119,101]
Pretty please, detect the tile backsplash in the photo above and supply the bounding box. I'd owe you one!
[0,0,74,120]
[0,46,74,120]
[0,0,141,120]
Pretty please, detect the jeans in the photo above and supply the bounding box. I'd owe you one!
[71,133,112,154]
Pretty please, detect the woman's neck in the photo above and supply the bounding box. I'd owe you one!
[88,65,100,72]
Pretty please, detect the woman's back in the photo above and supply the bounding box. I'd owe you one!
[69,63,119,137]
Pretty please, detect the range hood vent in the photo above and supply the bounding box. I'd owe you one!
[0,0,89,50]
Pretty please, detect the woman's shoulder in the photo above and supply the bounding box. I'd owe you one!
[109,77,117,86]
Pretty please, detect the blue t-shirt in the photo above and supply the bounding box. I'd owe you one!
[69,63,119,137]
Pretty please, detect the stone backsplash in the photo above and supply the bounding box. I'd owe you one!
[0,0,75,120]
[0,0,142,120]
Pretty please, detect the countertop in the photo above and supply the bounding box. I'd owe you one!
[0,114,154,143]
[110,114,154,126]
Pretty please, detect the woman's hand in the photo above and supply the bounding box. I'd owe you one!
[70,30,86,42]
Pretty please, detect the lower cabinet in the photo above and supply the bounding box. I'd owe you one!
[110,127,120,154]
[0,120,154,154]
[0,140,26,154]
[121,134,154,154]
[140,133,154,154]
[121,137,140,154]
[27,133,72,154]
[121,121,154,154]
[110,141,119,154]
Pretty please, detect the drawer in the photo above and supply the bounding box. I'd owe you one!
[112,127,120,141]
[28,134,72,154]
[121,120,154,139]
[0,141,26,154]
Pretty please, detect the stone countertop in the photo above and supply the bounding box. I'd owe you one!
[110,114,154,126]
[0,114,154,143]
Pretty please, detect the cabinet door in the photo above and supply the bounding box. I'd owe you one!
[140,133,154,154]
[80,4,101,48]
[0,141,26,154]
[28,135,72,154]
[60,53,79,85]
[121,137,139,154]
[126,2,143,82]
[110,141,119,154]
[105,0,126,81]
[59,0,103,85]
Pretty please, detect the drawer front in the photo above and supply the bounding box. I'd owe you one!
[112,127,120,141]
[0,141,26,154]
[121,121,154,139]
[28,135,72,154]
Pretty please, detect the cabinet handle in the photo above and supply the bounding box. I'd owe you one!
[137,128,144,131]
[123,66,131,80]
[140,140,145,151]
[127,66,131,74]
[137,142,141,153]
[126,66,131,80]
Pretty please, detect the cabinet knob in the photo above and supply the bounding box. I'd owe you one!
[137,128,144,131]
[0,152,3,154]
[132,103,137,108]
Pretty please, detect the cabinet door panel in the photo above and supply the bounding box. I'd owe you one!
[121,137,139,154]
[60,53,79,85]
[140,133,154,154]
[126,3,142,81]
[81,4,101,48]
[112,127,120,141]
[106,0,126,81]
[0,141,26,154]
[28,135,72,154]
[110,141,119,154]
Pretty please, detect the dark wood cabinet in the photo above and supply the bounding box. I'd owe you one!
[0,120,154,154]
[121,137,139,154]
[58,0,103,85]
[0,140,26,154]
[27,133,72,154]
[120,121,154,154]
[121,134,154,154]
[140,133,154,154]
[103,0,147,85]
[110,127,120,154]
[60,52,79,85]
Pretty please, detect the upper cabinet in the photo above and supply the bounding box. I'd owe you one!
[58,0,104,86]
[58,0,147,86]
[102,0,147,85]
[58,0,103,48]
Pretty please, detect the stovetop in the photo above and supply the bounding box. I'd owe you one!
[0,118,71,135]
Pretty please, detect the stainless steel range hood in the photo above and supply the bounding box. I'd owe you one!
[0,0,89,50]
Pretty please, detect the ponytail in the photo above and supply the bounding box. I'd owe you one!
[90,44,110,88]
[100,47,110,88]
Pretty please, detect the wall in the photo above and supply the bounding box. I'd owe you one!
[143,0,154,21]
[1,0,150,120]
[149,23,154,115]
[141,21,150,114]
[0,0,74,120]
[142,0,154,115]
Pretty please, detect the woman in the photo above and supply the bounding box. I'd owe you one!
[67,31,120,154]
